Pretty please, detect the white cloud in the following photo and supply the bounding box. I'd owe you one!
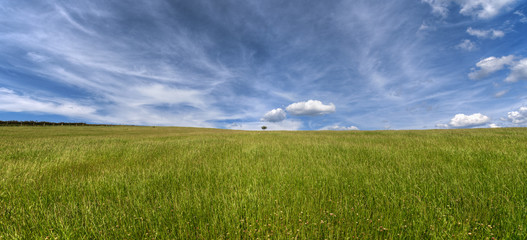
[129,84,206,107]
[26,52,49,63]
[55,4,96,35]
[456,39,477,51]
[0,87,221,127]
[469,56,527,82]
[435,123,449,128]
[515,10,527,23]
[419,22,433,31]
[448,113,490,128]
[0,88,14,94]
[422,0,450,17]
[494,89,508,97]
[468,55,515,79]
[507,106,527,124]
[489,123,501,128]
[458,0,517,19]
[286,100,336,116]
[466,27,505,39]
[321,125,359,131]
[261,108,286,122]
[505,58,527,82]
[423,0,518,19]
[0,87,96,117]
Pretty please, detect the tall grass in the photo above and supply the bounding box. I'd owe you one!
[1,126,526,239]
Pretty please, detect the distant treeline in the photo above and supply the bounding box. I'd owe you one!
[0,121,119,126]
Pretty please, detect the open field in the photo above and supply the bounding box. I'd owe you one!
[0,126,526,239]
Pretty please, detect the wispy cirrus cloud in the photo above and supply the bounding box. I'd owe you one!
[321,125,359,131]
[423,0,519,19]
[0,1,236,126]
[466,27,505,39]
[515,10,527,22]
[227,119,302,131]
[494,90,509,98]
[0,88,96,117]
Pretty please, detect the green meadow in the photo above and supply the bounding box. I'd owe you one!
[0,126,526,239]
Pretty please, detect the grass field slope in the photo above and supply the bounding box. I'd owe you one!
[1,126,526,239]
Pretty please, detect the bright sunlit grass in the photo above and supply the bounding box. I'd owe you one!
[1,126,526,239]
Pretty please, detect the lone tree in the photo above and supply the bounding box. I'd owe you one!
[261,126,267,130]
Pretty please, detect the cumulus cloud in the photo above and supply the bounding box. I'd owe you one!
[507,106,527,124]
[456,39,477,51]
[489,123,501,128]
[321,125,359,131]
[505,58,527,82]
[469,56,527,82]
[468,55,515,79]
[261,108,287,122]
[423,0,518,19]
[448,113,490,128]
[459,0,517,19]
[286,100,336,116]
[466,27,505,39]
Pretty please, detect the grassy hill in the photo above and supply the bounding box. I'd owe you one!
[1,126,526,239]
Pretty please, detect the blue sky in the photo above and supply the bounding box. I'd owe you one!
[1,0,527,130]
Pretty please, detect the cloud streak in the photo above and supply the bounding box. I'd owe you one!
[0,88,96,117]
[466,27,505,39]
[321,125,359,131]
[423,0,519,19]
